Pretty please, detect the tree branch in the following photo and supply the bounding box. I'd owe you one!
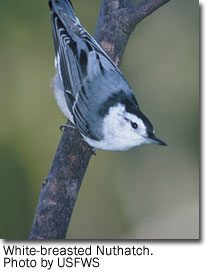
[101,0,135,12]
[29,124,93,239]
[29,0,171,239]
[130,0,171,25]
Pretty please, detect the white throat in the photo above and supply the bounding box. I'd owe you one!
[84,104,151,151]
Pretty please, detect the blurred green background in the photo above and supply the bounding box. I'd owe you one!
[0,0,199,239]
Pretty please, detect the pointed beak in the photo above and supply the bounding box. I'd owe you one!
[148,134,168,146]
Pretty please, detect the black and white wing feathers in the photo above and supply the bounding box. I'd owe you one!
[50,0,122,139]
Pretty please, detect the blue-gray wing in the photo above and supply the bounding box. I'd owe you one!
[50,0,123,139]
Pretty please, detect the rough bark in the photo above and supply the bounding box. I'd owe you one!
[29,0,170,239]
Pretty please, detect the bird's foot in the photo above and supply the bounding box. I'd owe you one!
[60,123,75,132]
[90,147,96,156]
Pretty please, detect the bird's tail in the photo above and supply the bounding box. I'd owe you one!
[49,0,77,22]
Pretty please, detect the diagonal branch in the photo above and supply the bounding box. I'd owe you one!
[130,0,171,25]
[29,0,171,239]
[94,0,171,66]
[118,0,135,9]
[101,0,135,12]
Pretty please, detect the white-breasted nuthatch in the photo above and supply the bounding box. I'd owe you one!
[49,0,167,151]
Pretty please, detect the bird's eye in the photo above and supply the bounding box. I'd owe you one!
[131,122,138,129]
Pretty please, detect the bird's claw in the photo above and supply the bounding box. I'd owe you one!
[60,123,75,132]
[91,147,96,156]
[59,124,96,156]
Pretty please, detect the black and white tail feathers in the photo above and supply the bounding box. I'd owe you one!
[49,0,120,92]
[49,0,76,21]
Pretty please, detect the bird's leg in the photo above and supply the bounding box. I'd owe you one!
[60,123,76,132]
[80,139,96,155]
[60,123,96,155]
[90,147,96,156]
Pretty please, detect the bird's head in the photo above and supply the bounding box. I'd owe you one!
[97,91,167,151]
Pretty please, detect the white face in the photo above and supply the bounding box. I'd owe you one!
[98,104,152,151]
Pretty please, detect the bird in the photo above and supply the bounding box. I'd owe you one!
[48,0,167,151]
